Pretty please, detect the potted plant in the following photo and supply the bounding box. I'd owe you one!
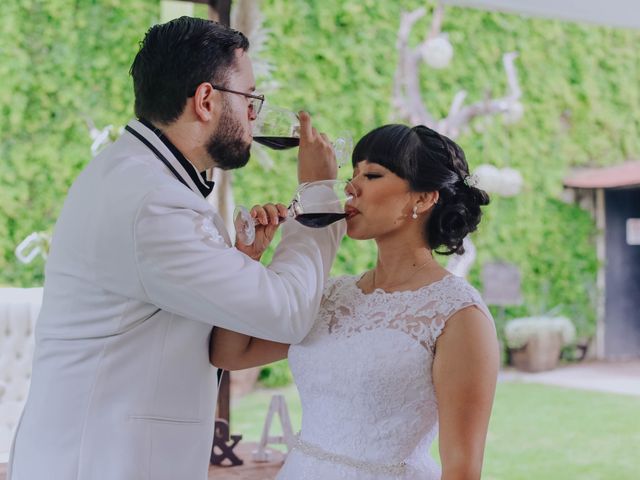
[504,316,576,372]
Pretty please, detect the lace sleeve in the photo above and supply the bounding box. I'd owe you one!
[314,275,492,353]
[314,276,352,333]
[322,276,340,299]
[415,276,493,352]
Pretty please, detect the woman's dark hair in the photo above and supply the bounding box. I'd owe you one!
[352,124,490,255]
[130,16,249,124]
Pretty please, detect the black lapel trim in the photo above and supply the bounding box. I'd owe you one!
[125,125,192,191]
[138,119,214,198]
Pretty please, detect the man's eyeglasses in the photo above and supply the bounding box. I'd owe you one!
[189,84,265,115]
[211,85,265,115]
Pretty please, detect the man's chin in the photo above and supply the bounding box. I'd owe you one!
[208,144,251,170]
[218,156,250,171]
[215,154,250,170]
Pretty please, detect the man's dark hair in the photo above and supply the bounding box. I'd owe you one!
[130,16,249,124]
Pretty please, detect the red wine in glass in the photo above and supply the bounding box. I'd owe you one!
[253,136,300,150]
[294,212,347,228]
[234,179,354,245]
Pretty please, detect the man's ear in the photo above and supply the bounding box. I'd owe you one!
[416,191,439,214]
[192,82,218,122]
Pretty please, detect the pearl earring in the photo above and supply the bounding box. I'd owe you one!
[412,206,418,219]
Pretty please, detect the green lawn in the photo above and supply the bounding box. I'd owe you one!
[230,381,640,479]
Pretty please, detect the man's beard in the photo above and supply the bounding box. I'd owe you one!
[206,104,251,170]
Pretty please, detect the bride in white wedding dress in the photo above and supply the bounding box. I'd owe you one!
[211,124,499,479]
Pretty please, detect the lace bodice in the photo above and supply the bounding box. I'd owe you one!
[277,274,492,480]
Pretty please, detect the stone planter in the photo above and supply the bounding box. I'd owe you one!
[510,330,563,372]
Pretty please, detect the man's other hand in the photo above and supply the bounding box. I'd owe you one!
[297,111,338,183]
[235,203,288,261]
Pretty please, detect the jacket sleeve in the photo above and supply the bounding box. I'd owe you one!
[133,185,345,344]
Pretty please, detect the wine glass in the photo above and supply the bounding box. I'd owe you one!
[234,179,355,246]
[252,103,353,167]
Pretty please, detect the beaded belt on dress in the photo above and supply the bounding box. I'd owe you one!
[292,433,407,476]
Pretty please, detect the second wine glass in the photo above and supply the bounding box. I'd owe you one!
[234,179,355,246]
[252,103,353,167]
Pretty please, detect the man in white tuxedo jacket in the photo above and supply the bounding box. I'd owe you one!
[8,17,344,480]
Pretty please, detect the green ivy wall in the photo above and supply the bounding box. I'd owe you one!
[2,0,639,339]
[0,0,157,285]
[236,0,640,337]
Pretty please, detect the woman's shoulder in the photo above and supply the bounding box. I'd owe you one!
[424,274,493,323]
[375,273,488,322]
[433,274,483,300]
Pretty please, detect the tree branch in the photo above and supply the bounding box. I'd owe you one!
[393,8,435,126]
[393,7,522,140]
[440,52,520,137]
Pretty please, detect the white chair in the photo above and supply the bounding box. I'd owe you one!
[0,287,42,462]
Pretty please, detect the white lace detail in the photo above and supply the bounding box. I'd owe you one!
[322,274,487,352]
[277,274,493,480]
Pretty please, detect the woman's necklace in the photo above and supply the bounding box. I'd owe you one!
[371,256,434,292]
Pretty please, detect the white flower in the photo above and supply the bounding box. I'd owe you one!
[499,168,523,197]
[472,164,523,197]
[473,164,501,192]
[504,316,576,349]
[421,34,453,69]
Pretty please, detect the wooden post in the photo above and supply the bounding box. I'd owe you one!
[210,369,243,466]
[595,188,606,359]
[216,368,230,429]
[208,0,231,25]
[206,0,234,433]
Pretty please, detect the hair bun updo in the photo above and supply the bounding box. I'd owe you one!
[428,175,490,255]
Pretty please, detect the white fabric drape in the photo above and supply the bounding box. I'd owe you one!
[441,0,640,30]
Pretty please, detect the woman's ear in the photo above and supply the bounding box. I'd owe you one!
[416,191,439,214]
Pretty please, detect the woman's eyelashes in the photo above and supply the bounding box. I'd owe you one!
[351,173,383,181]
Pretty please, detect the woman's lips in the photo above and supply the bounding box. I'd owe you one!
[345,206,360,219]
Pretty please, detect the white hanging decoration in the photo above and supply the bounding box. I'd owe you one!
[499,167,524,197]
[15,232,51,264]
[89,125,113,155]
[473,164,501,192]
[473,164,523,197]
[84,116,124,156]
[420,33,453,69]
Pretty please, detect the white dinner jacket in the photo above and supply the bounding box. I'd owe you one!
[8,119,344,480]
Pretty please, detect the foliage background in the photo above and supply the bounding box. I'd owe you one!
[0,0,157,286]
[2,0,640,345]
[238,0,640,342]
